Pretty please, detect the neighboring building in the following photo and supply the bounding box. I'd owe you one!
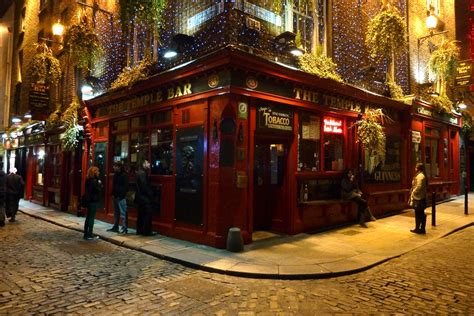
[3,0,464,247]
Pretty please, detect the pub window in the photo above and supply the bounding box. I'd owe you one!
[323,116,344,171]
[151,110,172,125]
[36,146,45,185]
[151,127,173,175]
[131,115,147,129]
[130,131,149,172]
[424,127,440,178]
[298,112,321,171]
[94,121,108,138]
[113,134,129,162]
[112,119,128,131]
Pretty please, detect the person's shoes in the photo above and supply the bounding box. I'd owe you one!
[417,229,426,234]
[0,221,4,227]
[119,229,128,234]
[359,222,368,228]
[9,217,15,222]
[107,227,119,232]
[370,216,377,221]
[410,228,420,234]
[86,236,100,240]
[143,232,157,236]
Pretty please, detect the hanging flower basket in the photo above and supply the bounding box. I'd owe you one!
[27,43,62,84]
[110,57,152,90]
[64,17,103,70]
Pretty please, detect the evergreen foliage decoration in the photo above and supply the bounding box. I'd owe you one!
[64,16,103,70]
[110,57,152,90]
[61,98,84,152]
[298,46,343,82]
[27,43,62,84]
[425,94,453,113]
[461,111,473,138]
[428,39,459,97]
[45,104,62,130]
[353,109,392,167]
[272,0,283,14]
[387,79,404,100]
[365,8,407,60]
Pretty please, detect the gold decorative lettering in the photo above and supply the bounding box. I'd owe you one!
[183,83,192,95]
[175,86,183,97]
[168,88,175,99]
[294,88,303,100]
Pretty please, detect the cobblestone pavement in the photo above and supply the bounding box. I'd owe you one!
[1,215,474,315]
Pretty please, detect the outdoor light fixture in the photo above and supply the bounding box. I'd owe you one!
[11,117,21,124]
[458,101,467,110]
[24,112,32,119]
[275,31,304,57]
[164,34,195,59]
[425,9,438,32]
[81,84,94,100]
[52,20,65,36]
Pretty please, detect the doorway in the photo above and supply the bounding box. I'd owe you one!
[253,137,289,232]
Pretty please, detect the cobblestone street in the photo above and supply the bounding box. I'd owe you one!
[1,214,474,315]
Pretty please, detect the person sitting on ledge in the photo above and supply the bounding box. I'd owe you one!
[341,169,376,227]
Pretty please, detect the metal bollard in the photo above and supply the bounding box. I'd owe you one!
[465,185,469,215]
[431,191,436,227]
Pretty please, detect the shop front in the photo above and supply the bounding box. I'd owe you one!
[85,48,458,248]
[410,99,462,200]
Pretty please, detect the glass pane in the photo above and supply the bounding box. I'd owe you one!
[131,116,147,129]
[151,127,173,175]
[112,119,128,131]
[113,134,129,163]
[323,133,344,171]
[298,113,320,172]
[36,146,45,185]
[94,142,107,210]
[130,131,149,172]
[151,110,172,125]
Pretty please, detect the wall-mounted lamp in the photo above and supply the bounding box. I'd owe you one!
[457,101,467,110]
[275,31,305,57]
[52,20,65,36]
[24,112,32,119]
[164,34,195,59]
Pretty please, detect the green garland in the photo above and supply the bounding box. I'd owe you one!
[62,99,84,151]
[365,9,407,60]
[110,57,152,90]
[298,47,343,82]
[387,80,404,100]
[64,17,103,70]
[27,43,62,84]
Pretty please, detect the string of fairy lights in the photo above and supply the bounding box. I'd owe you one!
[90,0,410,95]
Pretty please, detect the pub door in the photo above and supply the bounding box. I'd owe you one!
[253,137,290,231]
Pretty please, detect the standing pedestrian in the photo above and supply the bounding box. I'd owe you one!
[83,166,102,240]
[409,163,428,234]
[341,169,376,227]
[135,160,156,236]
[6,167,24,222]
[107,161,129,234]
[0,162,6,227]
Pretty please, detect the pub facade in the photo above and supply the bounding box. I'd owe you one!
[85,47,462,248]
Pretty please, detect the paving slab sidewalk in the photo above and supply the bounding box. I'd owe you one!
[19,194,474,279]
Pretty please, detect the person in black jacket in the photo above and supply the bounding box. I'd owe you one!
[6,167,24,222]
[0,163,6,227]
[341,169,376,227]
[107,161,129,234]
[135,160,155,236]
[83,166,102,240]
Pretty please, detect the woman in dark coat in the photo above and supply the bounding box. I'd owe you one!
[83,166,102,240]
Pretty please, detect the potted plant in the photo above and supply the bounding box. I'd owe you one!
[27,43,62,84]
[366,6,407,99]
[427,39,460,112]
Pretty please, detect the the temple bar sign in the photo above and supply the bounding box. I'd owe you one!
[257,107,293,131]
[455,60,472,87]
